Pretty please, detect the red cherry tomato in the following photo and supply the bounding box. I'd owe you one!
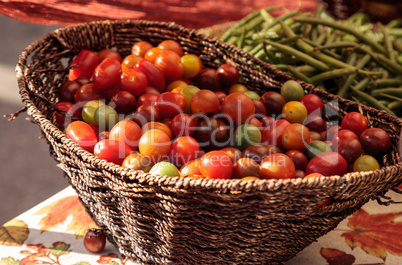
[55,102,80,130]
[171,136,200,166]
[135,59,166,93]
[300,94,324,114]
[128,104,161,127]
[136,93,158,108]
[170,113,196,137]
[260,91,286,116]
[222,92,255,125]
[139,129,171,162]
[232,157,260,179]
[157,40,184,57]
[121,54,143,72]
[260,153,295,179]
[109,120,142,151]
[341,112,368,137]
[193,68,221,91]
[199,151,233,179]
[58,80,80,103]
[306,152,347,176]
[281,123,310,151]
[131,41,153,57]
[94,139,132,165]
[359,128,391,154]
[180,159,202,177]
[335,138,362,165]
[65,121,98,153]
[93,57,122,91]
[69,50,99,81]
[253,99,267,118]
[216,64,240,87]
[142,121,173,140]
[155,92,187,119]
[74,83,105,104]
[331,129,358,149]
[120,68,148,96]
[97,49,122,63]
[144,47,163,63]
[190,90,220,115]
[261,119,291,150]
[154,50,184,81]
[303,114,326,133]
[285,150,309,171]
[109,90,137,114]
[221,147,243,164]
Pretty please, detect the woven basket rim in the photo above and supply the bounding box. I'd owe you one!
[16,19,402,193]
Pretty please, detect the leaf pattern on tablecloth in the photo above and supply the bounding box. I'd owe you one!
[35,196,97,238]
[341,209,402,260]
[0,257,22,265]
[0,220,29,246]
[19,242,70,265]
[97,253,129,265]
[320,247,385,265]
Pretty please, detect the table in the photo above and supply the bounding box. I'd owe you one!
[1,186,401,264]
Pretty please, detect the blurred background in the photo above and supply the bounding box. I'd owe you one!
[0,16,67,225]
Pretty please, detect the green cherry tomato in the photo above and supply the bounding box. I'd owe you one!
[281,80,305,102]
[178,85,200,113]
[305,140,332,160]
[149,161,181,177]
[93,104,119,131]
[243,90,261,100]
[81,100,106,125]
[233,124,262,151]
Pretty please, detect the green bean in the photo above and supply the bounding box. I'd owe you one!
[310,68,358,83]
[355,45,401,75]
[353,77,371,91]
[377,54,402,76]
[380,24,395,62]
[294,65,318,75]
[262,9,300,32]
[371,88,402,98]
[251,31,280,41]
[263,40,331,71]
[351,86,397,116]
[260,40,277,63]
[288,66,313,83]
[375,77,402,88]
[388,101,402,110]
[299,36,343,60]
[294,17,387,54]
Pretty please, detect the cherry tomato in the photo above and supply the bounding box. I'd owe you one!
[260,153,295,179]
[285,150,309,171]
[81,100,105,125]
[359,128,391,154]
[131,41,153,57]
[144,47,163,63]
[229,83,248,94]
[248,118,263,132]
[304,172,324,179]
[282,101,308,124]
[109,120,142,150]
[154,50,184,81]
[303,114,326,133]
[222,92,255,125]
[180,159,202,177]
[193,116,230,151]
[75,77,91,86]
[190,90,220,115]
[144,86,161,95]
[94,139,132,165]
[98,48,122,63]
[93,105,119,130]
[171,136,200,166]
[66,121,98,153]
[139,129,171,162]
[59,80,80,102]
[215,90,227,104]
[242,145,279,163]
[136,93,158,108]
[324,125,342,141]
[310,131,323,141]
[74,83,105,104]
[281,123,310,151]
[260,91,286,116]
[306,152,347,176]
[232,157,260,179]
[109,90,137,114]
[170,113,196,137]
[149,161,181,177]
[157,40,184,57]
[84,229,106,253]
[120,68,147,96]
[193,68,220,91]
[55,102,80,130]
[221,147,243,164]
[178,85,200,113]
[199,151,233,179]
[121,54,143,72]
[335,138,362,165]
[122,152,153,172]
[233,124,262,151]
[244,91,261,100]
[331,129,358,149]
[260,116,276,129]
[181,54,203,79]
[142,121,173,140]
[253,99,267,118]
[69,50,99,81]
[280,80,304,102]
[166,79,191,92]
[261,119,291,150]
[93,57,122,91]
[305,140,332,160]
[135,59,166,93]
[216,64,240,87]
[154,92,187,119]
[353,155,380,172]
[128,105,161,127]
[300,94,324,114]
[341,112,368,137]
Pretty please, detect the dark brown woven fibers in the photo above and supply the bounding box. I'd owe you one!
[16,20,402,264]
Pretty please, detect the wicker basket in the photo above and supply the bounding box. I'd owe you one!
[16,20,402,264]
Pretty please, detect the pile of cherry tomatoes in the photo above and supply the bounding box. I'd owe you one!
[57,39,392,181]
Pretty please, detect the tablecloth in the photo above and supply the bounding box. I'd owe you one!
[1,186,402,264]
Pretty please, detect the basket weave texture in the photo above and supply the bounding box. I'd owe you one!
[16,20,402,264]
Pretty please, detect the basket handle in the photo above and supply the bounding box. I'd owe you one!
[376,187,402,206]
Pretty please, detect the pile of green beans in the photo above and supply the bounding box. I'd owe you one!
[219,6,402,118]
